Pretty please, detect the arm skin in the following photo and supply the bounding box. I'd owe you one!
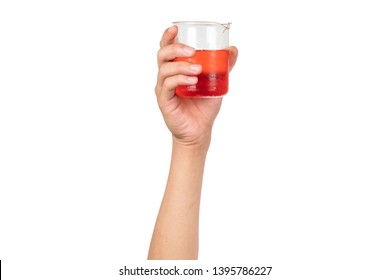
[148,137,210,260]
[148,26,238,260]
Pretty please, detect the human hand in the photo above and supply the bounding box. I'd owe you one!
[155,25,238,148]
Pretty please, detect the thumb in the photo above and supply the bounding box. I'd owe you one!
[228,46,238,72]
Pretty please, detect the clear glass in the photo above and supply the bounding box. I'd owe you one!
[173,21,231,98]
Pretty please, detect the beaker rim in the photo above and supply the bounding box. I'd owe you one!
[172,21,231,29]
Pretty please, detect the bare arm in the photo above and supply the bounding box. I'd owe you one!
[148,26,238,260]
[148,137,209,259]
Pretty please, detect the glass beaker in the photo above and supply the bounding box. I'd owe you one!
[173,21,231,98]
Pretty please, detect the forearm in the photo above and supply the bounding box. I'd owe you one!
[148,135,210,260]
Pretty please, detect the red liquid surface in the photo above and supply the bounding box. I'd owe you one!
[174,49,229,98]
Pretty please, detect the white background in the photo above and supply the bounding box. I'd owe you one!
[1,0,389,279]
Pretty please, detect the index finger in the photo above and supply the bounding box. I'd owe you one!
[160,25,178,48]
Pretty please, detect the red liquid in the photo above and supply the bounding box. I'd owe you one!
[174,49,229,98]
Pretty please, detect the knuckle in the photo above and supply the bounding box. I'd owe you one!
[162,77,173,91]
[158,64,167,77]
[154,84,160,96]
[157,48,164,61]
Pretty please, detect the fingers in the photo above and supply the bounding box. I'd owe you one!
[160,25,178,48]
[157,43,195,67]
[156,25,239,104]
[156,75,198,104]
[228,46,239,72]
[158,62,202,88]
[162,75,198,95]
[156,62,202,102]
[157,26,199,103]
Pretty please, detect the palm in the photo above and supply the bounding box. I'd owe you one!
[162,96,222,143]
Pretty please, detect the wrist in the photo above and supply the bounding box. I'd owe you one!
[172,132,212,157]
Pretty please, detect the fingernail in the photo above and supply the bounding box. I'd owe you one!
[168,26,175,33]
[187,76,197,83]
[183,47,195,56]
[190,64,202,73]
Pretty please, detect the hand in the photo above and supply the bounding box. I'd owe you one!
[155,25,238,147]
